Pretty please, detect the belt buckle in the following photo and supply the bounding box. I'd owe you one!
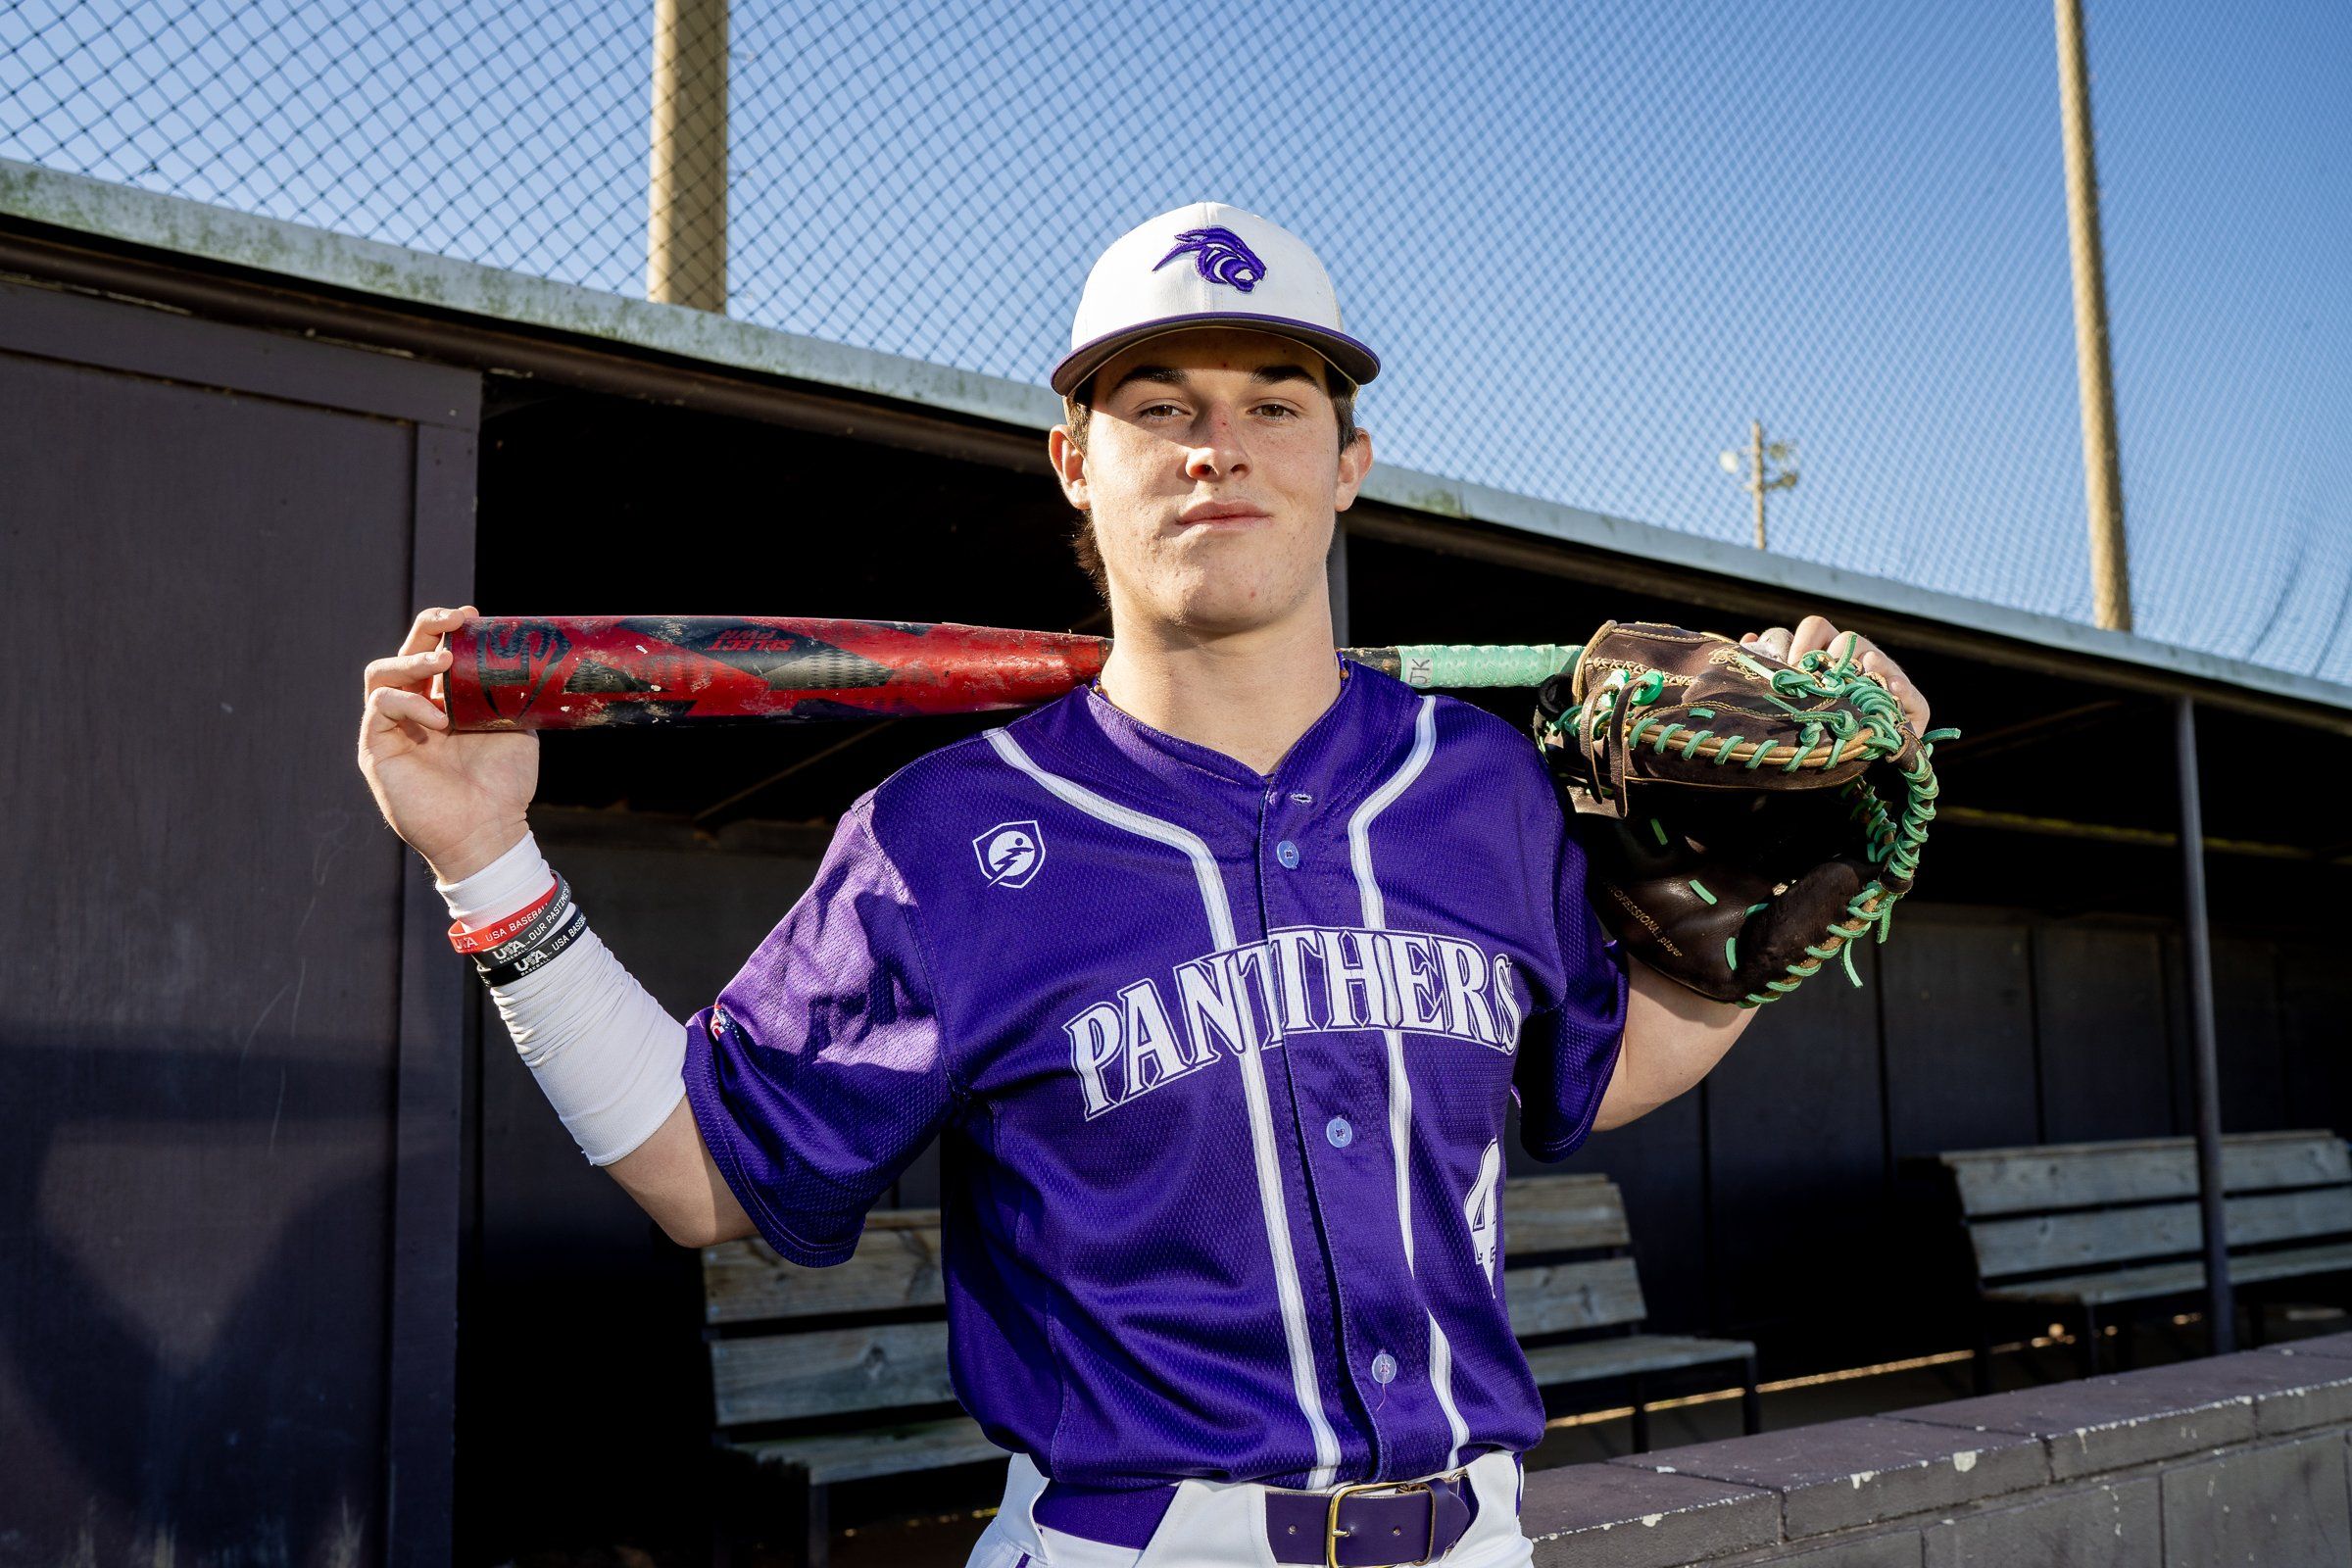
[1322,1478,1434,1568]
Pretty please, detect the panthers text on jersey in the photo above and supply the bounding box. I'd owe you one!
[684,657,1629,1492]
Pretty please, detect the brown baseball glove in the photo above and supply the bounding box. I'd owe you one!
[1532,621,1955,1006]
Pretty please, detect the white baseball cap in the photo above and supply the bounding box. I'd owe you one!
[1051,201,1381,399]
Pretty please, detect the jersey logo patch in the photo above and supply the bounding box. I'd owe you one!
[973,819,1046,889]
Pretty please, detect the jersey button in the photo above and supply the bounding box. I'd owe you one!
[1371,1351,1398,1385]
[1275,839,1301,869]
[1324,1116,1353,1149]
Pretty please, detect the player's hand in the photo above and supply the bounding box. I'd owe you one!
[357,605,540,882]
[1741,614,1932,735]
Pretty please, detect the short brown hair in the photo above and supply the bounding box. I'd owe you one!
[1059,364,1359,604]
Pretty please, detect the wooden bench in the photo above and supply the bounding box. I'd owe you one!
[1926,1129,2352,1394]
[1498,1171,1761,1450]
[701,1172,1757,1566]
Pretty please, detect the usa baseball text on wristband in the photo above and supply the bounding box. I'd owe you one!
[469,887,578,980]
[469,884,574,969]
[474,901,587,987]
[475,901,590,988]
[468,876,574,966]
[448,878,559,953]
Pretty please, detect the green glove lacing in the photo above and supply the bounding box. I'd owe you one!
[1544,640,1916,777]
[1736,640,1953,1004]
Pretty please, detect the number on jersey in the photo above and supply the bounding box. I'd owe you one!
[1464,1139,1501,1292]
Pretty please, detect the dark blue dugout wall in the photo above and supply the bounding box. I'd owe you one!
[0,274,477,1565]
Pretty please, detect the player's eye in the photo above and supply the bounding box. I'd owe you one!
[1255,403,1299,418]
[1136,402,1185,418]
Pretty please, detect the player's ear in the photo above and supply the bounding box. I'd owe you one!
[1048,424,1091,511]
[1335,426,1372,512]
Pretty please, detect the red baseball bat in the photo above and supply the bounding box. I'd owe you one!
[430,615,1585,731]
[432,615,1111,730]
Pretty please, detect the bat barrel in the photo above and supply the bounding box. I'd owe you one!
[439,615,1111,731]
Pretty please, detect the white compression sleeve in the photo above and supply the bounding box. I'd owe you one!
[437,832,688,1166]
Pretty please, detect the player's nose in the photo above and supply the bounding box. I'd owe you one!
[1183,434,1249,478]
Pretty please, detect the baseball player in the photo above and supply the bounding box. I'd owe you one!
[357,202,1932,1567]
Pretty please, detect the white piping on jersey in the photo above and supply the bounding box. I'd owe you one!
[1347,696,1471,1469]
[983,727,1344,1488]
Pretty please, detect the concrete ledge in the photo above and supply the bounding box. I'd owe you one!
[2258,1328,2352,1361]
[1610,1418,2045,1536]
[2123,1349,2352,1437]
[1889,1348,2352,1477]
[1886,1378,2248,1482]
[1524,1348,2352,1565]
[2158,1432,2351,1564]
[1917,1474,2156,1568]
[1519,1462,1779,1566]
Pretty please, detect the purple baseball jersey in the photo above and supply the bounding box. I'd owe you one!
[683,657,1629,1491]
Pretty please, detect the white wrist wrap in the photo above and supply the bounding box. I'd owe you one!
[438,832,688,1166]
[436,832,557,927]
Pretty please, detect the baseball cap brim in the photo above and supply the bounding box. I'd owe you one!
[1051,314,1381,400]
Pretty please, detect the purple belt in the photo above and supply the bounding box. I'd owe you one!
[1036,1471,1478,1565]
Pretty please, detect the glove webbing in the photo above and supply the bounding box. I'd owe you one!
[1737,727,1954,1006]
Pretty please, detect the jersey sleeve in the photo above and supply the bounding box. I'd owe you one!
[682,790,960,1265]
[1511,802,1631,1162]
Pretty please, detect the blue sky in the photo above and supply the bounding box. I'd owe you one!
[7,0,2345,679]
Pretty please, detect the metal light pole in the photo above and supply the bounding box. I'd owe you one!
[1720,419,1798,550]
[2055,0,2132,630]
[650,0,728,311]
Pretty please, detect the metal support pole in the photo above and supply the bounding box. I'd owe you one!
[649,0,728,311]
[2055,0,2132,631]
[2176,695,2234,1355]
[1326,521,1351,648]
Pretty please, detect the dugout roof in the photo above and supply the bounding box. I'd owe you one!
[5,155,2346,731]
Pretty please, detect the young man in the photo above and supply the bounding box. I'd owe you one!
[357,202,1930,1567]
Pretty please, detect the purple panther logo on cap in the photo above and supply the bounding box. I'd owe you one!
[1153,226,1266,293]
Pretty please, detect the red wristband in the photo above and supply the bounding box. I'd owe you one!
[448,880,559,954]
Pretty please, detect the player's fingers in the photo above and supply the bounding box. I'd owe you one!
[364,646,453,696]
[1856,647,1900,697]
[1861,649,1931,731]
[1789,614,1842,660]
[1827,628,1874,669]
[396,604,477,659]
[364,683,450,740]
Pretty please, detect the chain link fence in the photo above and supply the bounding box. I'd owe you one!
[7,0,2345,680]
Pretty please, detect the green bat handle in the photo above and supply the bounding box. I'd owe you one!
[1340,643,1585,689]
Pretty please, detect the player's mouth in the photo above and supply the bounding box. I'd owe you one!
[1174,502,1273,529]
